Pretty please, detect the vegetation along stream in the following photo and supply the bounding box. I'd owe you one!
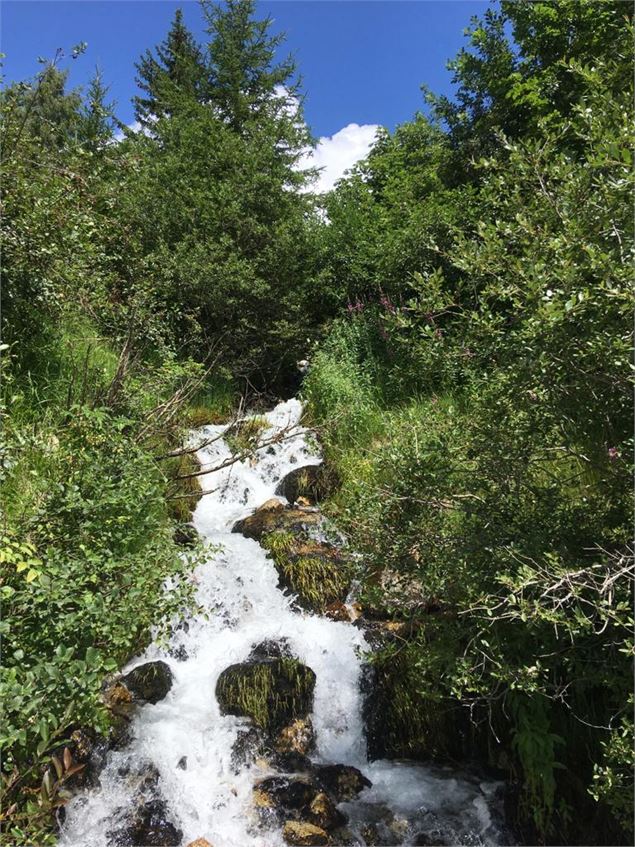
[59,400,509,846]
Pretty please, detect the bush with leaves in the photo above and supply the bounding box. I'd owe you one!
[307,45,633,846]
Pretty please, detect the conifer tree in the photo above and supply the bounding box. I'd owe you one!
[202,0,304,145]
[80,66,115,151]
[134,8,206,129]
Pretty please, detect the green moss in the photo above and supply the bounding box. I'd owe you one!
[216,658,315,732]
[262,531,350,612]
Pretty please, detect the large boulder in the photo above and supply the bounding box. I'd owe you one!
[261,534,351,613]
[232,499,322,541]
[216,657,315,734]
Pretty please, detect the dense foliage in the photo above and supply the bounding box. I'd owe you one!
[306,2,633,844]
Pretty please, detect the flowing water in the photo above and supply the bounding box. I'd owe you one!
[60,399,509,847]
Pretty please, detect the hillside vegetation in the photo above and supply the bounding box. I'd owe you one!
[0,1,632,844]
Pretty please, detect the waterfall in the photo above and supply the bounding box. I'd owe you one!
[60,399,508,847]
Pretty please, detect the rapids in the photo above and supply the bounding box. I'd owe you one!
[60,399,508,847]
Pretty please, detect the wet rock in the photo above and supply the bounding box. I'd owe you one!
[271,751,313,774]
[103,679,136,719]
[250,639,292,661]
[308,791,346,830]
[231,726,265,772]
[283,820,330,846]
[50,727,105,790]
[256,775,317,814]
[118,762,161,794]
[173,523,198,547]
[360,823,381,845]
[324,601,351,622]
[274,717,315,756]
[232,500,321,541]
[262,534,351,613]
[413,830,452,846]
[168,645,188,662]
[105,662,173,717]
[122,661,173,704]
[275,465,329,505]
[231,498,284,538]
[217,658,315,734]
[110,798,182,846]
[314,765,371,801]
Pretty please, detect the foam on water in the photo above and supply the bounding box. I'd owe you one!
[60,399,507,847]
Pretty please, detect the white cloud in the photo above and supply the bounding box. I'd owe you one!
[300,123,380,194]
[113,120,142,143]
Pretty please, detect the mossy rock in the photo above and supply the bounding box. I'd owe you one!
[121,661,173,705]
[216,657,315,734]
[262,532,351,613]
[232,500,322,541]
[275,464,333,505]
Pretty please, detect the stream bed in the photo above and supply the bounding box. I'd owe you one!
[60,399,509,847]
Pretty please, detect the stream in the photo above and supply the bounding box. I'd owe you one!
[60,399,509,847]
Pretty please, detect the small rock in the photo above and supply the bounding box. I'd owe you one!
[308,791,346,830]
[314,764,371,801]
[231,726,265,771]
[275,717,315,756]
[283,820,329,846]
[324,602,350,622]
[121,661,173,705]
[256,776,317,813]
[185,840,214,847]
[110,798,182,846]
[177,756,187,770]
[360,823,381,846]
[103,679,135,719]
[250,639,292,661]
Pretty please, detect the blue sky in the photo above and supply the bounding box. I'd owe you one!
[2,1,489,188]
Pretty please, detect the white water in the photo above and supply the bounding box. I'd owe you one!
[60,399,507,847]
